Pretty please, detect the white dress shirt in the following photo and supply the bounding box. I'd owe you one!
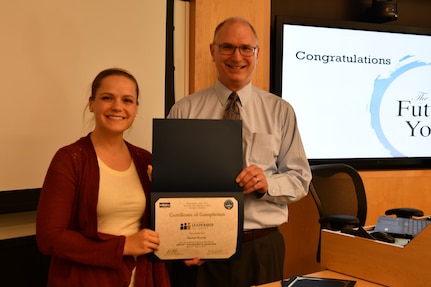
[168,80,311,230]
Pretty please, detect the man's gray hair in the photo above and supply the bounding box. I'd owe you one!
[213,17,258,44]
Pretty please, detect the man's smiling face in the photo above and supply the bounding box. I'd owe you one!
[210,20,259,92]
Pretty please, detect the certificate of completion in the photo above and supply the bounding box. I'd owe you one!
[152,193,242,260]
[151,120,244,260]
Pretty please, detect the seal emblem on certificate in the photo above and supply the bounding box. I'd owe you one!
[151,119,244,260]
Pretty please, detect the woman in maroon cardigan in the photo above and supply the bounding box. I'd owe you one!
[36,68,170,287]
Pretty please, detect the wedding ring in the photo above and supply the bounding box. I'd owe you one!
[255,176,260,183]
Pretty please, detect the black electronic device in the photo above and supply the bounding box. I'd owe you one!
[369,231,396,243]
[365,0,398,23]
[342,226,395,244]
[374,216,431,239]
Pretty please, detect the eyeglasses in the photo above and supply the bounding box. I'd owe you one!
[214,43,257,56]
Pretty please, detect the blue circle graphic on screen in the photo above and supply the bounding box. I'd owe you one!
[370,56,431,157]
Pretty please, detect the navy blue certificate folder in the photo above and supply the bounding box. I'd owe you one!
[151,119,243,193]
[150,119,244,261]
[283,276,356,287]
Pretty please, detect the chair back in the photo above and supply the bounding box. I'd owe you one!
[310,163,367,228]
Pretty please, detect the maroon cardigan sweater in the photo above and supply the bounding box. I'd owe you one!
[36,134,170,287]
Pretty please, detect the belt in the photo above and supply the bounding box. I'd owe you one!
[243,227,278,242]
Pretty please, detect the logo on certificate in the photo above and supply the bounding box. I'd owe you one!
[224,199,234,210]
[180,222,214,230]
[180,222,191,230]
[159,202,171,208]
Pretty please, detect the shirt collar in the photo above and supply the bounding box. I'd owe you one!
[215,80,252,107]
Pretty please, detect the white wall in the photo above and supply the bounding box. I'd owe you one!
[0,0,166,191]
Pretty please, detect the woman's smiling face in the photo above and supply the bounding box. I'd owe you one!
[89,75,138,136]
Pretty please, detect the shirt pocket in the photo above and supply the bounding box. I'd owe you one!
[249,132,275,166]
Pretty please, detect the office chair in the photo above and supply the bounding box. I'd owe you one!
[309,163,423,261]
[310,163,367,231]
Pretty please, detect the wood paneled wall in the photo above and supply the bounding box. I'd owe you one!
[190,0,270,93]
[361,169,431,225]
[188,0,431,279]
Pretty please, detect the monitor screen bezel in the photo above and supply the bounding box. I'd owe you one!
[270,16,431,170]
